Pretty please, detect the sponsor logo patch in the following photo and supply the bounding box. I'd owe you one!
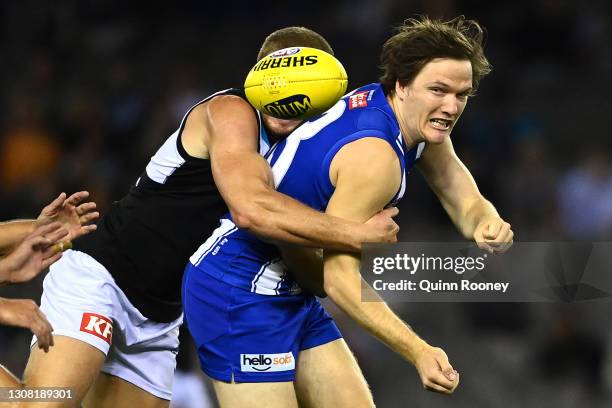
[264,94,312,119]
[240,352,295,372]
[80,312,113,345]
[348,90,371,110]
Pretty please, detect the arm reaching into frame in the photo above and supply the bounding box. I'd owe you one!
[0,222,68,285]
[186,96,399,253]
[0,297,54,352]
[0,191,99,256]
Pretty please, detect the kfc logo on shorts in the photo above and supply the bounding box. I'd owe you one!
[80,313,113,345]
[348,91,371,110]
[240,352,295,372]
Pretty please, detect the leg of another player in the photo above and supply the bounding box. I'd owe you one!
[212,379,298,408]
[18,336,106,408]
[295,339,375,408]
[83,372,169,408]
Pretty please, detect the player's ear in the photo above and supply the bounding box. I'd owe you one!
[395,81,407,101]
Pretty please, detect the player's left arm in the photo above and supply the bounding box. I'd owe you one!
[322,137,459,394]
[416,138,513,253]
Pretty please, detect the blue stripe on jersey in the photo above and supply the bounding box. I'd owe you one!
[192,83,423,295]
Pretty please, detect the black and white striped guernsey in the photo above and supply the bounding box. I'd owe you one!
[73,88,269,322]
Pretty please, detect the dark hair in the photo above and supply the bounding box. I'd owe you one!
[257,27,333,61]
[380,16,491,96]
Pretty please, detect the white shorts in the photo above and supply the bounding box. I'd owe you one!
[33,249,183,400]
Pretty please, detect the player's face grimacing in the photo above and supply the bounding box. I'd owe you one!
[395,58,472,147]
[261,114,303,142]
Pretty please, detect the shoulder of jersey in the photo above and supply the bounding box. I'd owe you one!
[342,88,396,134]
[244,47,348,121]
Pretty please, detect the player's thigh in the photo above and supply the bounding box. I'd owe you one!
[295,338,374,408]
[83,372,169,408]
[212,379,298,408]
[21,335,106,408]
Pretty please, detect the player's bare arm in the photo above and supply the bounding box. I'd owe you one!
[280,207,399,296]
[182,95,399,252]
[0,191,98,256]
[322,137,459,394]
[278,246,325,297]
[0,297,55,353]
[0,222,68,285]
[417,137,513,253]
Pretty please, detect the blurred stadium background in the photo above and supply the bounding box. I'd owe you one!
[1,1,611,407]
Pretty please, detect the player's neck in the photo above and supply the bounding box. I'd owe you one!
[387,94,419,150]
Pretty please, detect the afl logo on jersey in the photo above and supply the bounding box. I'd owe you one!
[348,90,372,110]
[264,94,313,119]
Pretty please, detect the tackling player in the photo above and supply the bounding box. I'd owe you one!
[0,28,399,408]
[183,16,514,407]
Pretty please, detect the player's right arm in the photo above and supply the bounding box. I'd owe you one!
[184,95,398,252]
[322,137,459,394]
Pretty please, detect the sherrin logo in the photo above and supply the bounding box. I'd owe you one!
[269,47,301,58]
[264,94,312,119]
[252,55,318,72]
[240,352,295,372]
[80,312,113,344]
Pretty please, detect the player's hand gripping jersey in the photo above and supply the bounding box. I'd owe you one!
[189,83,425,294]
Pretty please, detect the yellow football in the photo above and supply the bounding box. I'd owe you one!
[244,47,348,120]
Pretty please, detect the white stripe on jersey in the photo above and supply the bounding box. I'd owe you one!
[395,133,405,155]
[145,130,185,184]
[396,166,407,202]
[251,258,298,295]
[257,110,272,156]
[190,219,237,266]
[145,89,235,185]
[416,142,425,159]
[271,100,346,188]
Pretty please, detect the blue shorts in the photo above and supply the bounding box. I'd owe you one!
[182,263,342,383]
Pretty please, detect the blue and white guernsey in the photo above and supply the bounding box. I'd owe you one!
[189,83,425,295]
